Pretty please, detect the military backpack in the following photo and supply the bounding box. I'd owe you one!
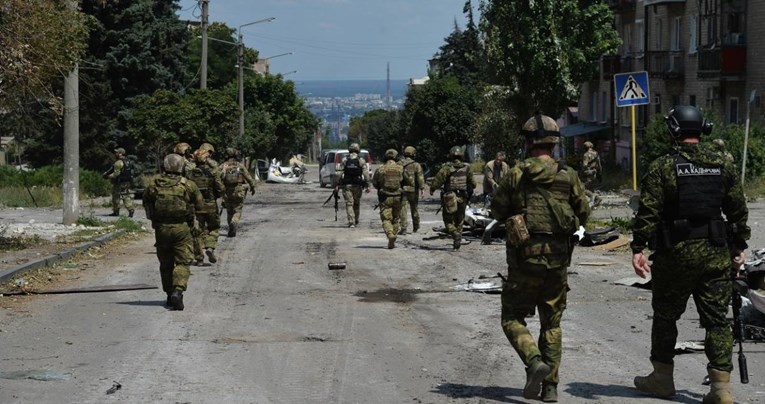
[222,163,241,186]
[152,177,190,222]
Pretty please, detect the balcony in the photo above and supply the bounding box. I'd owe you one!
[601,54,637,80]
[643,0,685,5]
[608,0,636,12]
[698,46,746,80]
[647,50,684,79]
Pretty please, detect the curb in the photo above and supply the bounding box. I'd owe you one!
[0,228,128,284]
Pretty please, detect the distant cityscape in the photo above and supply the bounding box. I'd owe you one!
[295,79,414,144]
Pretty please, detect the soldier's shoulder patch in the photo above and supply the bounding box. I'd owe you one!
[675,162,721,177]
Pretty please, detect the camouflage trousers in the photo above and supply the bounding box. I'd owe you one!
[441,196,467,236]
[399,191,420,232]
[154,223,193,294]
[582,177,601,207]
[649,246,733,371]
[193,204,221,259]
[501,262,568,384]
[378,194,402,240]
[224,186,246,226]
[342,185,363,226]
[111,182,134,214]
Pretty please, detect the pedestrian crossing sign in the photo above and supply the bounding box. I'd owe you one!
[614,71,650,107]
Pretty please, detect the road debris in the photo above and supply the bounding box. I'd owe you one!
[580,227,620,247]
[106,381,122,394]
[675,341,704,354]
[0,369,72,381]
[614,276,652,289]
[592,236,631,251]
[452,279,502,294]
[0,283,158,296]
[328,262,346,270]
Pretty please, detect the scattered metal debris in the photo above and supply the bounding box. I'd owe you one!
[592,236,631,251]
[579,227,621,247]
[0,283,158,296]
[328,262,346,270]
[106,381,122,394]
[0,369,72,381]
[614,277,652,289]
[452,279,502,294]
[675,341,704,354]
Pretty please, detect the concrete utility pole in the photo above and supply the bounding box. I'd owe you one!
[200,0,209,89]
[63,0,80,225]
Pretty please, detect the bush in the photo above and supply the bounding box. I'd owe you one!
[0,165,111,197]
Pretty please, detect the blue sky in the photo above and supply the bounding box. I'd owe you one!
[177,0,473,81]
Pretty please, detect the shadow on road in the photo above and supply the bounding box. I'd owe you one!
[115,300,166,307]
[430,383,525,403]
[566,382,704,403]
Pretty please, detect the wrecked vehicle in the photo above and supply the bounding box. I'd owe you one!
[739,248,765,341]
[266,159,308,184]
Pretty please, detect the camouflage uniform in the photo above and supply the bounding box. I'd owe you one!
[631,142,750,373]
[338,151,371,227]
[373,150,404,248]
[221,156,256,236]
[429,152,476,250]
[492,156,590,387]
[143,161,204,310]
[483,156,510,198]
[398,151,426,234]
[580,143,602,207]
[187,150,225,264]
[107,149,135,216]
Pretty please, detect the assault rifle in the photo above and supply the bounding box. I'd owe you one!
[732,257,749,384]
[323,189,340,221]
[102,166,114,179]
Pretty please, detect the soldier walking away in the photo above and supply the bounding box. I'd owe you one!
[631,105,750,404]
[712,138,735,163]
[398,146,426,234]
[483,151,510,206]
[142,154,204,311]
[289,153,307,183]
[221,148,256,237]
[580,141,602,208]
[373,149,404,249]
[336,143,371,228]
[173,142,196,175]
[198,142,220,170]
[105,147,135,217]
[430,146,476,251]
[491,113,590,402]
[188,147,225,265]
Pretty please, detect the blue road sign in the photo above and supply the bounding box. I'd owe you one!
[614,71,650,107]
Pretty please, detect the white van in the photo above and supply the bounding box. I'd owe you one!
[319,149,373,188]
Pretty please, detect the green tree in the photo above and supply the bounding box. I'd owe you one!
[479,0,620,128]
[432,1,482,86]
[348,109,400,157]
[186,22,259,89]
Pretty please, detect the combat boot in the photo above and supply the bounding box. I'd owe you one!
[387,237,396,249]
[109,210,120,217]
[634,360,675,398]
[524,357,551,399]
[205,248,217,264]
[228,222,237,237]
[452,233,461,251]
[165,294,171,307]
[412,224,419,233]
[128,209,134,218]
[169,290,184,311]
[702,368,733,404]
[541,382,558,402]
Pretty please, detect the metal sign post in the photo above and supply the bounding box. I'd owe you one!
[614,71,651,191]
[742,90,756,186]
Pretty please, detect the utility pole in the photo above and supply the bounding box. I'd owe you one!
[63,0,79,225]
[200,0,209,89]
[237,33,244,138]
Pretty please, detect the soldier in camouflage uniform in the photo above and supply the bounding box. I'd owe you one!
[631,105,750,404]
[373,149,404,249]
[188,147,225,265]
[492,113,590,402]
[106,147,135,217]
[143,154,204,311]
[580,141,602,207]
[429,146,476,251]
[483,151,510,204]
[221,148,256,237]
[398,146,426,234]
[712,138,735,163]
[336,143,371,228]
[173,142,196,176]
[199,143,220,170]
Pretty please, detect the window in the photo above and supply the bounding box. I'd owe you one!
[624,23,633,54]
[689,15,698,53]
[654,94,662,115]
[591,92,597,121]
[602,91,607,122]
[636,20,645,55]
[729,98,739,124]
[690,95,697,106]
[655,19,663,50]
[671,17,682,51]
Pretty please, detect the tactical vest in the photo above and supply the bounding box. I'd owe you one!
[523,167,577,235]
[342,157,364,185]
[402,160,418,192]
[117,159,134,183]
[222,163,241,186]
[671,154,723,220]
[381,163,403,194]
[447,164,468,192]
[187,166,214,200]
[152,177,190,223]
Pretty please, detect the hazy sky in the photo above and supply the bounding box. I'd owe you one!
[177,0,473,81]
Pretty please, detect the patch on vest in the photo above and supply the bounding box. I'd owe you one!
[676,163,721,177]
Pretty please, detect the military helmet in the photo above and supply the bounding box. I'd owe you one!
[521,113,560,145]
[163,153,185,174]
[584,141,594,149]
[449,146,464,159]
[349,143,360,153]
[226,147,239,158]
[403,146,416,157]
[199,142,215,153]
[385,149,398,161]
[712,138,726,149]
[114,147,126,155]
[665,105,712,138]
[173,142,192,157]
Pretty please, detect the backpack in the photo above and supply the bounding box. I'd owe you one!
[222,163,241,186]
[117,159,135,184]
[152,177,190,221]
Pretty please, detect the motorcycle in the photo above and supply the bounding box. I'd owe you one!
[265,158,309,184]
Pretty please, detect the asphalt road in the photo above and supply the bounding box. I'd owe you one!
[1,172,764,403]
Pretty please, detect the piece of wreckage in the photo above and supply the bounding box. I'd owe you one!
[738,248,765,341]
[266,159,308,184]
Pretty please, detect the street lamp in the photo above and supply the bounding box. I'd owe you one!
[255,52,293,75]
[238,18,275,138]
[280,70,298,77]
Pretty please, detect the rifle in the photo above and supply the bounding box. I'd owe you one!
[323,189,340,221]
[102,166,114,179]
[731,257,749,384]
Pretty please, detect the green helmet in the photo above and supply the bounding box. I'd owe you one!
[226,147,239,159]
[584,141,593,149]
[349,143,360,153]
[403,146,416,157]
[173,142,192,157]
[199,142,215,153]
[521,113,560,145]
[385,149,398,161]
[163,153,185,174]
[114,147,126,155]
[449,146,464,159]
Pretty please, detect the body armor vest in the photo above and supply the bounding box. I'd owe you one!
[342,157,364,185]
[671,154,723,221]
[402,159,418,192]
[447,165,468,192]
[523,168,576,235]
[187,166,214,200]
[381,163,403,194]
[152,177,190,223]
[222,162,242,186]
